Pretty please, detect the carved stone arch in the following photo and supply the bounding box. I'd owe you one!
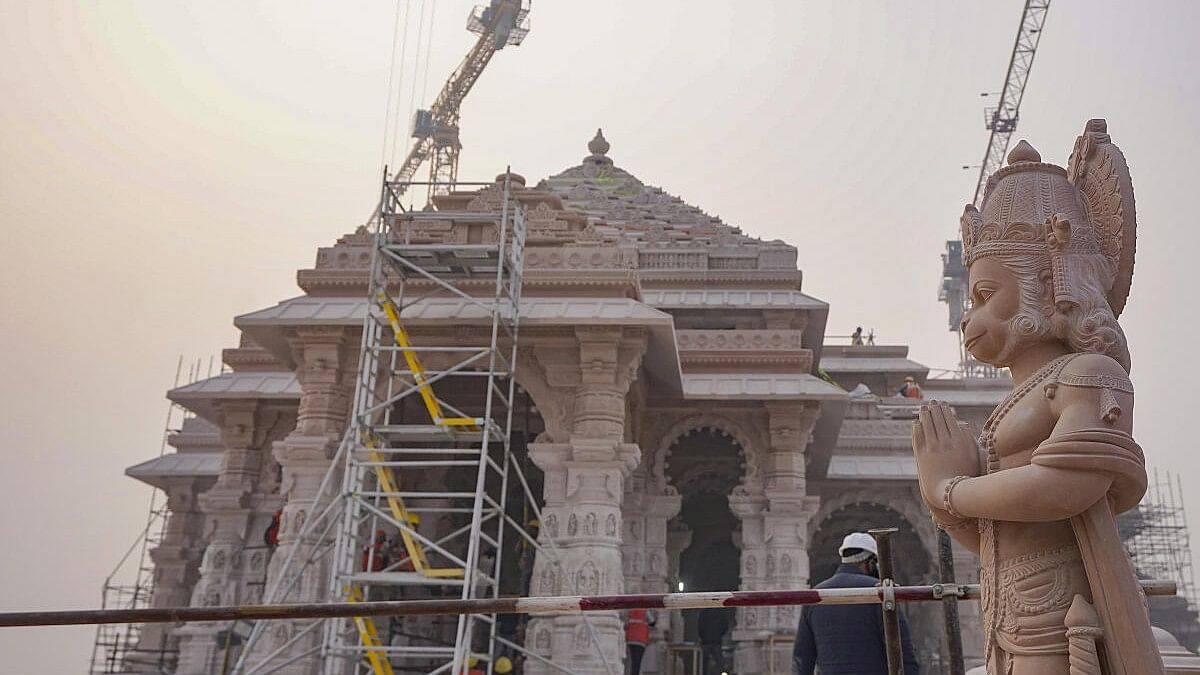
[809,491,936,584]
[651,413,762,492]
[811,487,939,564]
[808,490,946,666]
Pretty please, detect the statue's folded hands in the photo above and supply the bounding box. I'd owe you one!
[912,400,981,509]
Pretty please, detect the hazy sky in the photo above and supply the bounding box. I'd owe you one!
[3,1,1199,672]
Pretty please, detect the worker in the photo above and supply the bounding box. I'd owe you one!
[361,529,389,572]
[462,657,484,675]
[898,376,923,399]
[263,510,282,548]
[851,326,865,346]
[494,656,513,674]
[792,532,919,674]
[625,607,656,675]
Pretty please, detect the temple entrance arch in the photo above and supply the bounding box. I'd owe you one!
[664,427,746,655]
[809,499,943,666]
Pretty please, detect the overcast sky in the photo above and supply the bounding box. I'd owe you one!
[3,1,1199,671]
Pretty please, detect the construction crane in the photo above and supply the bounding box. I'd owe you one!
[940,0,1050,344]
[393,0,530,200]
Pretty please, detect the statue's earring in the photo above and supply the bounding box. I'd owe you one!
[1038,269,1056,317]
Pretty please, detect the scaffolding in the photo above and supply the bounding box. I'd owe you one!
[232,173,606,675]
[323,172,530,675]
[90,358,215,674]
[89,501,171,674]
[1119,468,1200,649]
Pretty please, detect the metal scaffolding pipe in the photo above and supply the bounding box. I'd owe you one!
[0,580,1175,628]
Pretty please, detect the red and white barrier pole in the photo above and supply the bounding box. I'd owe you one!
[0,580,1175,628]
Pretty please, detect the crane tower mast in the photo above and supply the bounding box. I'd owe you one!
[394,1,530,197]
[970,0,1051,206]
[941,0,1050,338]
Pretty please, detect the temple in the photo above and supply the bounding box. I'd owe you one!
[121,131,1009,673]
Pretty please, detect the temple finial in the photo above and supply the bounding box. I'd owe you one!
[588,128,610,156]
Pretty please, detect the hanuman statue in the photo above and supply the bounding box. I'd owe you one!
[912,120,1164,675]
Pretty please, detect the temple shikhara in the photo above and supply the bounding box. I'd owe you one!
[119,131,1012,674]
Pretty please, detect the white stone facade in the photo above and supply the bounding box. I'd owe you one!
[123,132,1005,674]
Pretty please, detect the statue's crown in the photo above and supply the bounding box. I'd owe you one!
[961,140,1095,266]
[960,120,1137,317]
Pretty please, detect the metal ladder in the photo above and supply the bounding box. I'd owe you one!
[323,175,527,675]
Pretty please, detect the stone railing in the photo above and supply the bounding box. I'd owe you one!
[314,244,373,270]
[676,329,805,352]
[637,249,708,270]
[525,245,636,270]
[637,244,798,272]
[834,418,916,450]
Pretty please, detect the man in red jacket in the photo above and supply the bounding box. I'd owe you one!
[625,608,656,674]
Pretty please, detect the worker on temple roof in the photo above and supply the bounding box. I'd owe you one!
[898,376,923,399]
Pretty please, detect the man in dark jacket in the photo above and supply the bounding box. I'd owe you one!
[792,532,920,674]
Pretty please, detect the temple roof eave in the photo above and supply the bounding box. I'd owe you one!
[825,453,918,481]
[642,289,830,372]
[233,295,685,395]
[817,356,931,375]
[167,372,301,423]
[125,452,223,490]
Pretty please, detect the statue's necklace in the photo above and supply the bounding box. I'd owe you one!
[981,353,1076,472]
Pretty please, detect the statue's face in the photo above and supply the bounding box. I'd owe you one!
[961,257,1045,366]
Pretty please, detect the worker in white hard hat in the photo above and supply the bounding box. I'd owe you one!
[792,532,920,674]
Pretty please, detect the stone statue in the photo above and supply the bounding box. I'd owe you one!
[911,120,1163,674]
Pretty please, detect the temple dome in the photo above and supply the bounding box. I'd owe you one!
[536,130,777,249]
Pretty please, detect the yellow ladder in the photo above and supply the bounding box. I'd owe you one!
[377,291,480,428]
[364,436,463,579]
[363,292,474,579]
[345,585,395,675]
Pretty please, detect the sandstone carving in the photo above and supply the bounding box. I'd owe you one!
[149,130,1016,674]
[912,120,1162,674]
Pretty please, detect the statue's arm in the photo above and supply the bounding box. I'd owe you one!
[944,464,1111,522]
[941,354,1134,523]
[929,507,980,555]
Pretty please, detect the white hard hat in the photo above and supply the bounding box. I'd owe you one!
[838,532,879,561]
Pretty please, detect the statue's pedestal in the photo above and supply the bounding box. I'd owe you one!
[1156,627,1200,674]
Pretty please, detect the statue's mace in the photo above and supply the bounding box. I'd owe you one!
[0,580,1175,628]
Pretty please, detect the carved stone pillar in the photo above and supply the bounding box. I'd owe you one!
[253,326,355,675]
[522,327,647,675]
[131,476,210,673]
[175,400,289,675]
[731,402,822,675]
[665,521,693,644]
[729,487,769,672]
[622,472,680,675]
